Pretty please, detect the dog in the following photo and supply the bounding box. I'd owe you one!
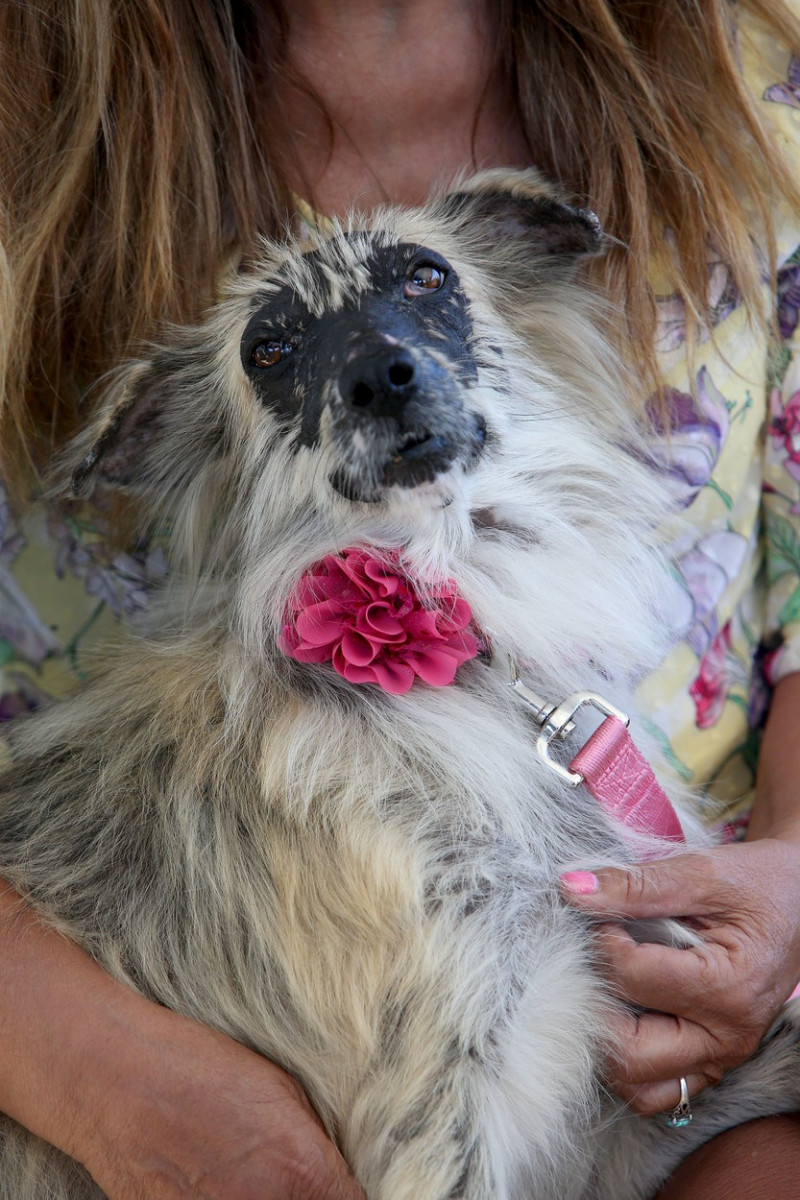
[1,169,798,1200]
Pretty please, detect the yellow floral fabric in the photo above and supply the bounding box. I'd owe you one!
[636,10,800,829]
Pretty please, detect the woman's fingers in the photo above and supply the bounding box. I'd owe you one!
[591,924,768,1038]
[599,1007,725,1114]
[602,1005,726,1084]
[560,840,800,1107]
[614,1072,711,1118]
[561,849,748,922]
[562,842,800,1014]
[591,924,719,1011]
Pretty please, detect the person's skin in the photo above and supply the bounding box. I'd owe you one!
[0,884,362,1200]
[269,0,531,211]
[560,672,800,1118]
[2,1,798,1196]
[654,1116,800,1200]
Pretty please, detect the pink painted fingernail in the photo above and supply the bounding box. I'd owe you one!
[560,871,599,895]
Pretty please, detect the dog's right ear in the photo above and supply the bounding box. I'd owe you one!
[438,168,605,267]
[70,360,166,495]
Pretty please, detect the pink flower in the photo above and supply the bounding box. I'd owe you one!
[278,548,479,694]
[689,622,737,729]
[769,387,800,485]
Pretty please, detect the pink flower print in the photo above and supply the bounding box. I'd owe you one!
[769,386,800,486]
[719,812,751,845]
[279,548,479,694]
[748,634,784,731]
[689,622,743,729]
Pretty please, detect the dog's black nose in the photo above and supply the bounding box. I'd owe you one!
[341,348,417,418]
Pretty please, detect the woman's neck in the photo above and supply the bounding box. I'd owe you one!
[269,0,531,215]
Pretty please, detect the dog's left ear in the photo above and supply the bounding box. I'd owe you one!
[70,360,168,495]
[438,168,604,265]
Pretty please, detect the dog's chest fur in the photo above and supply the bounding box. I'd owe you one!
[3,621,617,1198]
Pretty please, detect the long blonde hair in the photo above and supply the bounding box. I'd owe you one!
[2,0,799,494]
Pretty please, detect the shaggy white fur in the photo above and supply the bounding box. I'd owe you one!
[1,170,798,1200]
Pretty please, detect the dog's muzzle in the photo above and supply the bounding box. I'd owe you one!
[329,337,486,501]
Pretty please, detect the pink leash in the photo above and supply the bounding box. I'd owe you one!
[506,666,686,848]
[526,687,800,1006]
[569,716,685,845]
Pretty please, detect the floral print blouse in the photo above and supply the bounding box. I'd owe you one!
[633,12,800,829]
[2,9,800,828]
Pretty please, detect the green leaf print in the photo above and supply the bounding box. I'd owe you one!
[780,585,800,627]
[769,344,792,390]
[766,512,800,583]
[705,479,733,509]
[640,718,693,782]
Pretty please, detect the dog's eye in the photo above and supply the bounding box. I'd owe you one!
[251,340,292,369]
[405,264,447,297]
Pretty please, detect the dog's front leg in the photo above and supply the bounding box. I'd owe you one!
[334,896,607,1200]
[343,1039,500,1200]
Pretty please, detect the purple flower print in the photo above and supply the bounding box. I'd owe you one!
[0,692,35,722]
[0,674,52,722]
[647,367,729,507]
[47,502,167,622]
[87,548,168,618]
[671,530,748,657]
[777,258,800,341]
[764,54,800,109]
[0,485,60,666]
[655,256,740,353]
[655,294,690,355]
[0,489,24,568]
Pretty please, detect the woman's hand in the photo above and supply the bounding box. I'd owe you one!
[0,885,363,1200]
[559,837,800,1116]
[80,1001,365,1200]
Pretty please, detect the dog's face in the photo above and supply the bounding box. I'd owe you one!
[71,171,667,675]
[74,171,608,532]
[239,237,487,503]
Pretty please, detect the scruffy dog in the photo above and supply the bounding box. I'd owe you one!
[1,171,799,1200]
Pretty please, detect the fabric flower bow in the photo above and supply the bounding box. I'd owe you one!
[278,547,479,694]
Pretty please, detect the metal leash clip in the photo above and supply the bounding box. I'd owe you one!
[506,656,630,787]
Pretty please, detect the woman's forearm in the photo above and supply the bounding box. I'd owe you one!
[749,672,800,844]
[0,881,363,1199]
[0,879,132,1159]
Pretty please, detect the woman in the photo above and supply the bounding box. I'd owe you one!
[1,2,800,1197]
